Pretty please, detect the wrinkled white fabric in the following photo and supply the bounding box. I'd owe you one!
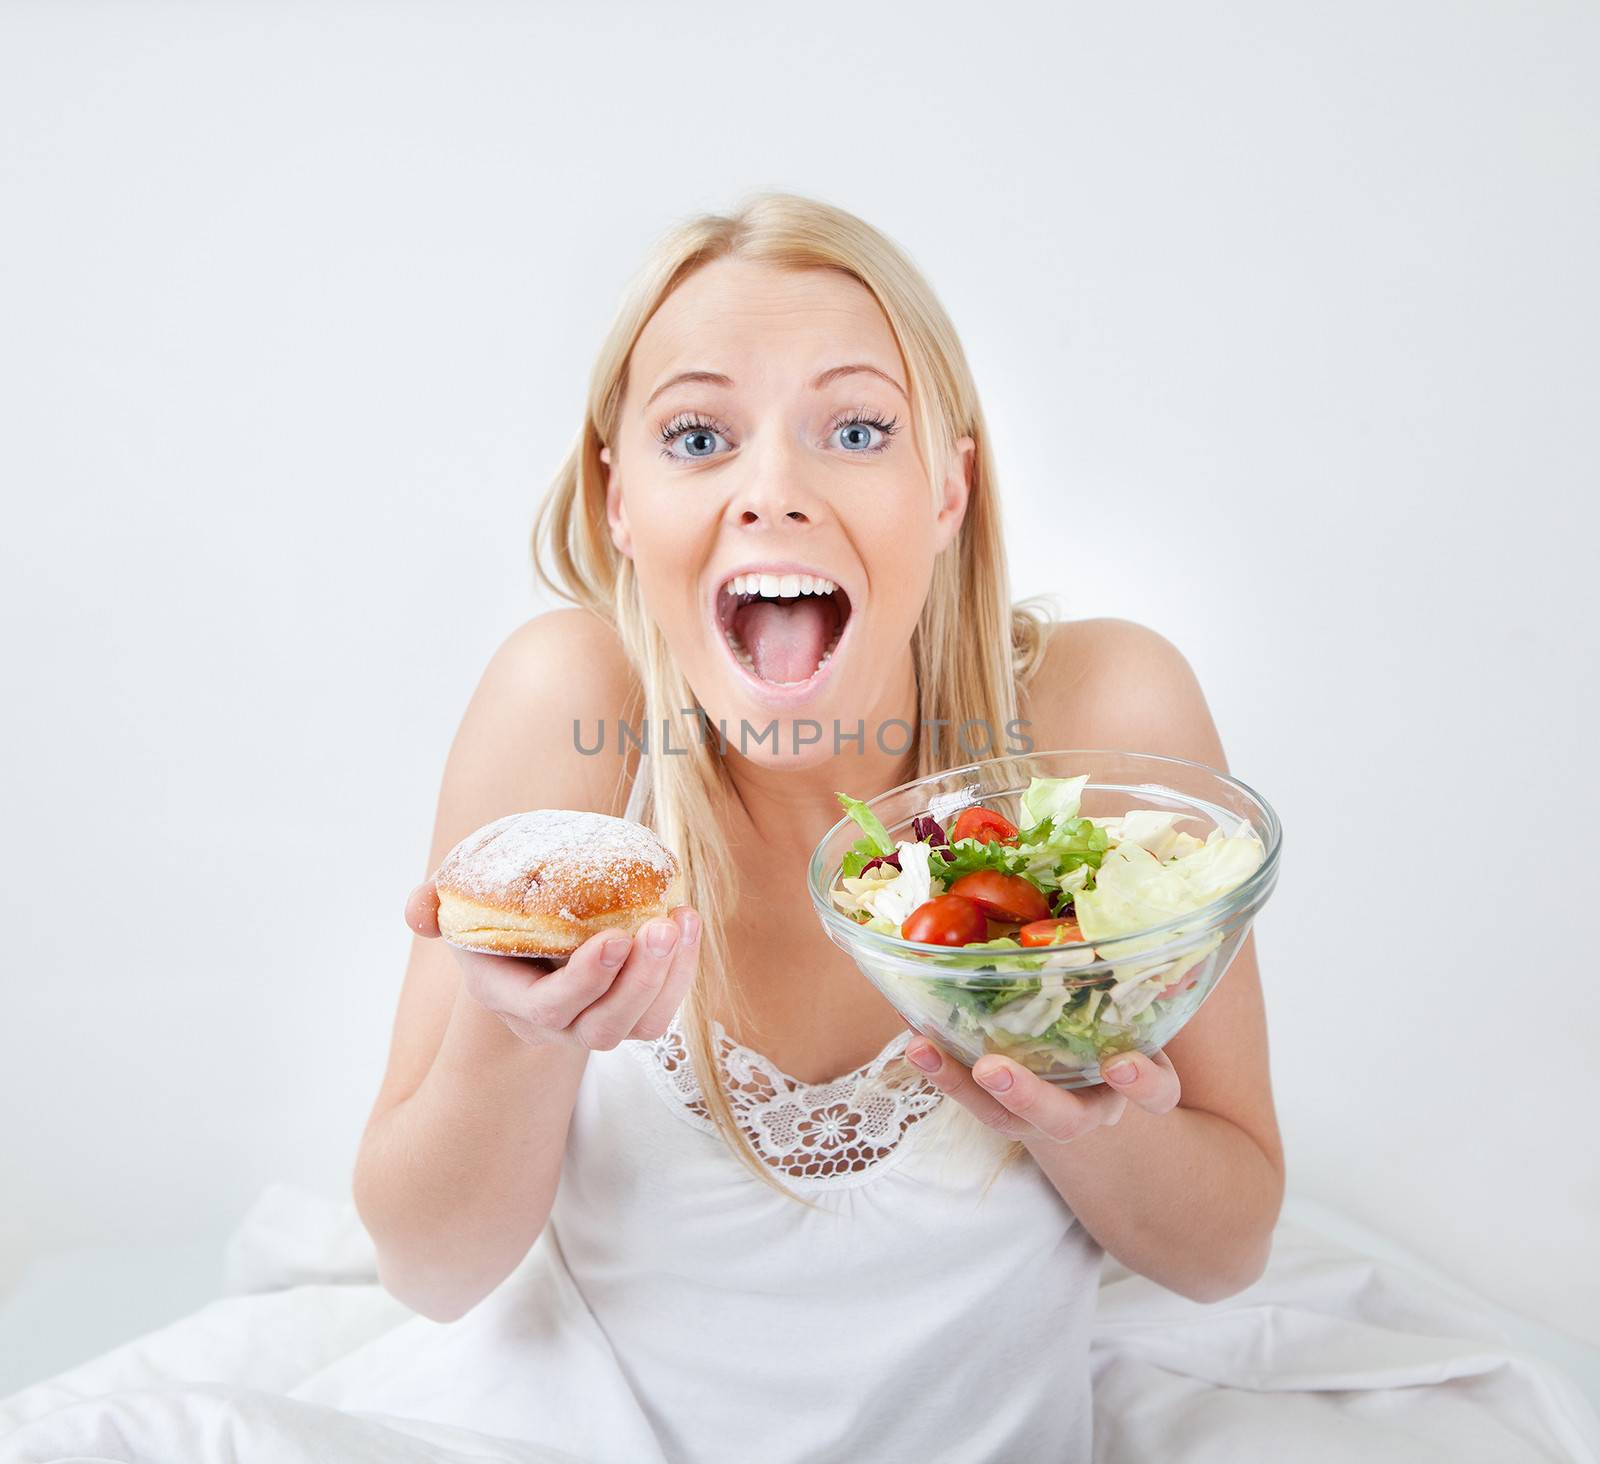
[4,1181,1598,1464]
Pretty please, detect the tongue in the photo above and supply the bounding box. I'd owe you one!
[733,597,831,684]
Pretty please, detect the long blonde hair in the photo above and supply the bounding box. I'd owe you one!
[533,190,1051,1202]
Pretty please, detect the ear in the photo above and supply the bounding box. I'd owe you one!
[600,444,633,559]
[931,435,975,554]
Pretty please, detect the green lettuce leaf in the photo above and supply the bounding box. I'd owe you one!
[841,847,883,877]
[1015,814,1109,880]
[928,836,1030,884]
[835,790,895,872]
[1019,774,1091,831]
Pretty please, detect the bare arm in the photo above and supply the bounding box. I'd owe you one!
[352,609,699,1322]
[1021,994,1280,1302]
[908,619,1285,1302]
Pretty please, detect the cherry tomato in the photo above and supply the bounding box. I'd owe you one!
[947,871,1051,924]
[1017,915,1086,947]
[901,894,989,946]
[950,807,1019,845]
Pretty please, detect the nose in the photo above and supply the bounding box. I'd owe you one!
[737,500,809,526]
[726,466,825,529]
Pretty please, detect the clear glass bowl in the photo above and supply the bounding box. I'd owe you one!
[806,749,1282,1088]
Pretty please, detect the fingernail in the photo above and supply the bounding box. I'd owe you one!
[975,1063,1013,1092]
[600,937,630,968]
[906,1041,941,1072]
[646,921,678,955]
[1105,1060,1137,1085]
[679,910,701,942]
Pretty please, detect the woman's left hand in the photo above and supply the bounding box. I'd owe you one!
[903,1033,1181,1142]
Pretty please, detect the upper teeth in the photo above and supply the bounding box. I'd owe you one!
[724,572,837,598]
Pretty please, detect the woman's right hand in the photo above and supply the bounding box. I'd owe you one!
[404,882,701,1051]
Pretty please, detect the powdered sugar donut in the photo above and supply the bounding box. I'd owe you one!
[433,809,686,960]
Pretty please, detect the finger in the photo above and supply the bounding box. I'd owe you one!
[405,881,441,938]
[1099,1048,1182,1114]
[968,1052,1129,1142]
[626,908,701,1040]
[451,945,556,1014]
[457,936,616,1031]
[512,931,633,1031]
[570,917,685,1051]
[905,1036,1123,1143]
[904,1035,1036,1139]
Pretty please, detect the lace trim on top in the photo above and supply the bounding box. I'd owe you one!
[629,1011,946,1192]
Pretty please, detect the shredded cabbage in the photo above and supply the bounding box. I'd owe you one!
[832,840,936,928]
[1076,828,1265,946]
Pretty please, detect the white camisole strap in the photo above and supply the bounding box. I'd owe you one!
[622,744,651,824]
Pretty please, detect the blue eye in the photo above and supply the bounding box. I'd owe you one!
[829,407,900,454]
[657,413,732,462]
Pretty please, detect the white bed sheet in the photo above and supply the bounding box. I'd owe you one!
[1,1184,1596,1464]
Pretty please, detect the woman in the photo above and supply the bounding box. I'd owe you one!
[352,191,1284,1463]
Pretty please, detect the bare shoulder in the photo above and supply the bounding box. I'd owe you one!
[485,606,638,715]
[427,606,642,872]
[1020,616,1228,771]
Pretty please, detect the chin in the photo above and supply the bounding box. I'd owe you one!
[689,673,853,768]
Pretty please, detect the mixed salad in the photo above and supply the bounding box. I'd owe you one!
[829,775,1266,1071]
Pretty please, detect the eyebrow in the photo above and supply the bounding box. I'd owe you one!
[642,362,908,411]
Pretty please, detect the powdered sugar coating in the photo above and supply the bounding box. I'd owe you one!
[434,808,680,921]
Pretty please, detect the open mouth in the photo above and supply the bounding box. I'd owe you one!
[714,571,853,687]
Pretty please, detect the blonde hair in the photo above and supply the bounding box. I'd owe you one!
[533,190,1051,1204]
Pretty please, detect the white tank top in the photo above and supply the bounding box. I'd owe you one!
[294,752,1105,1462]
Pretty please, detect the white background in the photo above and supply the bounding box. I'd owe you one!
[2,0,1596,1390]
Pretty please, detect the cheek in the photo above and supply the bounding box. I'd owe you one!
[851,477,939,610]
[624,478,698,564]
[626,481,699,551]
[853,461,939,542]
[623,492,714,637]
